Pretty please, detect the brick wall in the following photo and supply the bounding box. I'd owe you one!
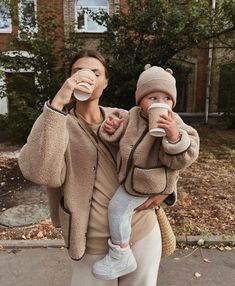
[0,0,65,52]
[0,0,215,114]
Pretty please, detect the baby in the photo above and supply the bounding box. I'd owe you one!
[92,65,200,280]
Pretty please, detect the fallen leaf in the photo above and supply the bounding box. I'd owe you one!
[203,258,212,263]
[194,272,201,278]
[197,238,205,246]
[225,246,232,251]
[37,231,44,238]
[21,235,26,240]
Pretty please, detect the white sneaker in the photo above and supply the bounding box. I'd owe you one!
[92,239,137,280]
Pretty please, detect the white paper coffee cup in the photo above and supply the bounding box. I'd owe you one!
[73,69,96,101]
[148,103,171,137]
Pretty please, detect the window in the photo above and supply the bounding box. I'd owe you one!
[0,51,34,115]
[75,0,109,33]
[219,64,235,114]
[0,3,12,33]
[18,0,37,36]
[5,72,35,111]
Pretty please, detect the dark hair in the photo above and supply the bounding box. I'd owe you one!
[68,49,109,79]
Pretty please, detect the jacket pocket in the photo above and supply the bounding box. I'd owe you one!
[59,198,72,249]
[131,166,167,195]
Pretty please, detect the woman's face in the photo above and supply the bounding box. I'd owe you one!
[71,56,108,101]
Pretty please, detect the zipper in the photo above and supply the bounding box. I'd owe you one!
[120,127,148,185]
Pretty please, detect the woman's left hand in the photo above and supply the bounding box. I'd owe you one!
[135,194,169,211]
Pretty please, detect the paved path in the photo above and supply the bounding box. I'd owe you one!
[0,185,49,227]
[0,247,234,286]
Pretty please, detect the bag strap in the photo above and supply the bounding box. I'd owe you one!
[73,110,116,170]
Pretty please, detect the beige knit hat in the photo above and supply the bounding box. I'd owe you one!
[135,65,177,107]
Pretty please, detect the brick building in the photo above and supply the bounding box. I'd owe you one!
[0,0,234,118]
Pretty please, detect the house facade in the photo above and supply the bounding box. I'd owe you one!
[0,0,234,118]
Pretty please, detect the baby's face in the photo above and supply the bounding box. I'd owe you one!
[139,91,173,117]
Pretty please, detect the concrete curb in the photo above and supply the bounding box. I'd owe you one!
[0,235,234,249]
[0,239,65,249]
[176,235,235,246]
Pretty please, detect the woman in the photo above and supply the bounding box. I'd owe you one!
[18,50,173,286]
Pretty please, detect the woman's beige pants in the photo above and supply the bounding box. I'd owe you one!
[70,223,162,286]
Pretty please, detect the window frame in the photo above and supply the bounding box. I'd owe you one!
[0,3,12,34]
[0,51,35,115]
[75,0,109,33]
[18,0,38,37]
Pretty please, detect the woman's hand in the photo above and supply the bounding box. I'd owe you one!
[51,72,95,111]
[104,115,125,134]
[135,194,169,211]
[157,111,180,142]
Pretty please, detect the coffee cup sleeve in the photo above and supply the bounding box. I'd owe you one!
[161,129,191,155]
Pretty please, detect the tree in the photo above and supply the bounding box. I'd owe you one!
[0,1,84,143]
[92,0,235,109]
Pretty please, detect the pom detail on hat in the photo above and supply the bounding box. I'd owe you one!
[135,66,177,107]
[144,64,151,70]
[165,68,173,75]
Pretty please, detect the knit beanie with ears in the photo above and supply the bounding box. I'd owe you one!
[135,64,177,107]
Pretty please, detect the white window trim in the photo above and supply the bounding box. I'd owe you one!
[0,51,36,115]
[18,0,38,37]
[0,74,8,115]
[0,3,12,33]
[75,3,109,33]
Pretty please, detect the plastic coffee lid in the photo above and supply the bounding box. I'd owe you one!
[73,91,91,101]
[148,103,170,110]
[73,83,93,101]
[149,127,166,137]
[77,82,92,92]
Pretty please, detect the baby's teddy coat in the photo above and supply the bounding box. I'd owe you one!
[99,107,200,197]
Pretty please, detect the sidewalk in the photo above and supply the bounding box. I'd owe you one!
[0,246,234,286]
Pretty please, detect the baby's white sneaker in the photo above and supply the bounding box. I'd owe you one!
[92,239,137,280]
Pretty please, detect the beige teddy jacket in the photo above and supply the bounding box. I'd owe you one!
[99,107,200,197]
[18,103,123,260]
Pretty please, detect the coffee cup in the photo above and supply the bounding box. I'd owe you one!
[73,69,96,101]
[148,103,171,137]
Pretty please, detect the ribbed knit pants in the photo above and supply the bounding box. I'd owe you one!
[70,223,162,286]
[108,185,148,244]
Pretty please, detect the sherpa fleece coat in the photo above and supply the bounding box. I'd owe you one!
[99,106,200,197]
[18,102,122,260]
[18,103,177,260]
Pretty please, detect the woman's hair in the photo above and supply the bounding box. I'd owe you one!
[68,49,109,79]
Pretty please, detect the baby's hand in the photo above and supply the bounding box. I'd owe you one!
[104,115,125,134]
[157,111,180,142]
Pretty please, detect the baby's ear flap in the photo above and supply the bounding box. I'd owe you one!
[144,64,151,70]
[165,68,173,75]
